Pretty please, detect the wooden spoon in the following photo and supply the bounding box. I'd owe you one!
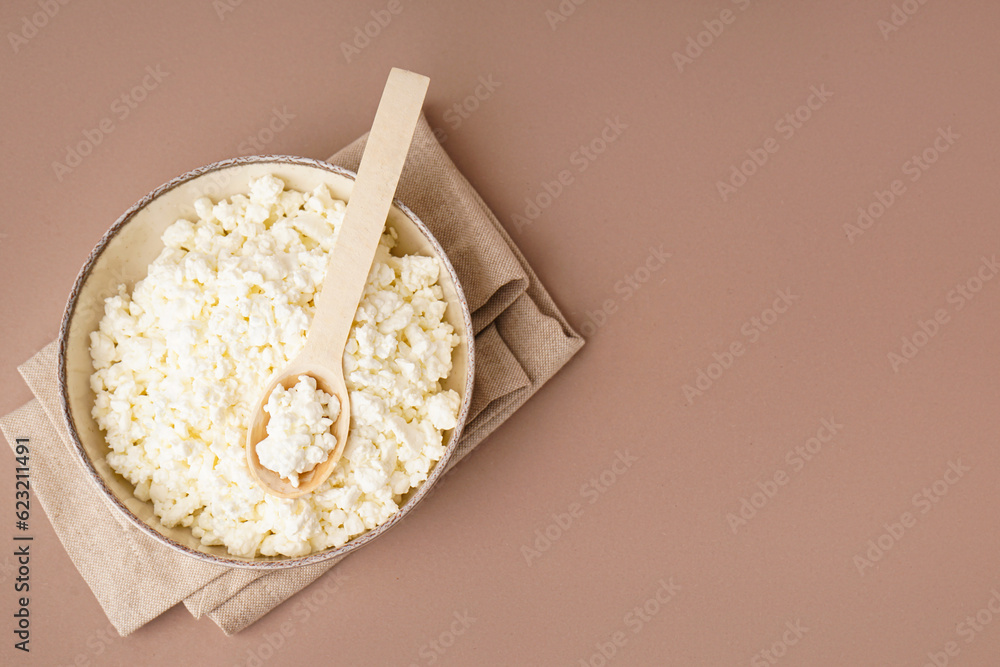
[246,68,429,498]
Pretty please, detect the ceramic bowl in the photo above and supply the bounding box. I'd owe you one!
[58,155,475,568]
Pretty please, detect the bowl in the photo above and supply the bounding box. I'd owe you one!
[57,155,475,569]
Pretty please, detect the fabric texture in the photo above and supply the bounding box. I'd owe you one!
[0,115,584,636]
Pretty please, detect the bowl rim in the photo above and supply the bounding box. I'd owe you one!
[57,154,476,569]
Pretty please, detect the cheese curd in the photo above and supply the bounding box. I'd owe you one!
[89,175,462,558]
[256,375,341,488]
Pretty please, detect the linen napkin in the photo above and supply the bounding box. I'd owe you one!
[0,115,584,636]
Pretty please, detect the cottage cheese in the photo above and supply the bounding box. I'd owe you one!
[256,375,341,488]
[89,175,461,558]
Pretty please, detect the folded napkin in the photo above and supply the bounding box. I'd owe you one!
[0,115,583,636]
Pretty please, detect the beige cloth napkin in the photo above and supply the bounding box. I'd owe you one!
[0,115,583,636]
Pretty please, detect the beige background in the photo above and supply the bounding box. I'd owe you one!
[2,0,1000,664]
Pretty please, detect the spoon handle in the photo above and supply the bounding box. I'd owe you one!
[306,68,429,358]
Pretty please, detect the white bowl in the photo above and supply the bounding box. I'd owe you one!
[58,155,475,569]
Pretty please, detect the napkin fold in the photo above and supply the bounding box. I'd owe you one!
[0,115,583,636]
